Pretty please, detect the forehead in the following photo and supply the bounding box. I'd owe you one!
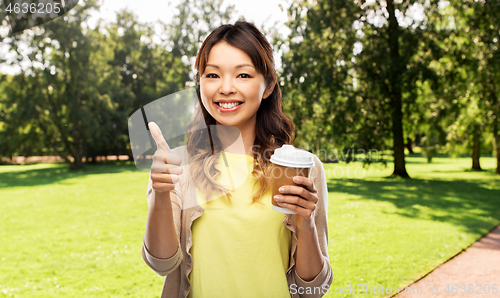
[206,41,254,66]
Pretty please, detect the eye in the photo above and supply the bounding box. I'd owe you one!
[238,73,252,79]
[205,73,219,78]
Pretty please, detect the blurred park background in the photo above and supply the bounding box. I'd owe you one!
[1,0,499,297]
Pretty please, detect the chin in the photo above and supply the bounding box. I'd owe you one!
[215,120,238,127]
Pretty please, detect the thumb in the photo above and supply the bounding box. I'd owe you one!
[148,122,170,152]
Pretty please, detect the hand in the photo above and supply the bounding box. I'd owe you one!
[149,122,183,193]
[273,176,318,231]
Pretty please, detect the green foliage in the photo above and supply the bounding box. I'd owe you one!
[279,0,500,175]
[0,0,240,169]
[280,0,447,178]
[2,0,499,174]
[1,0,107,169]
[429,0,500,170]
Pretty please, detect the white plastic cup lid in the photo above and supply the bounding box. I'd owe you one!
[270,145,315,168]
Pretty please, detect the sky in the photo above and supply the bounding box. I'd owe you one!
[91,0,291,34]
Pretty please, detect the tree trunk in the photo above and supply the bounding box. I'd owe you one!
[415,133,422,147]
[391,96,410,178]
[489,75,499,174]
[127,147,134,161]
[405,137,414,154]
[70,156,84,170]
[67,137,85,170]
[494,129,500,174]
[471,124,482,171]
[387,0,410,178]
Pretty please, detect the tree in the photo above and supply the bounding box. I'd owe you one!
[2,0,115,169]
[104,0,239,158]
[439,0,500,173]
[0,0,242,168]
[0,74,48,160]
[280,0,443,177]
[468,0,500,174]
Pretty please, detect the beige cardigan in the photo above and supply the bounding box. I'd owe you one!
[142,146,333,298]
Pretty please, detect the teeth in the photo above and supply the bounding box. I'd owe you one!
[219,102,241,109]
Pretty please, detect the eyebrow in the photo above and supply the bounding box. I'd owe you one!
[206,63,255,69]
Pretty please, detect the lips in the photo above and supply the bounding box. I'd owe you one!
[215,99,244,109]
[216,102,243,107]
[214,101,244,112]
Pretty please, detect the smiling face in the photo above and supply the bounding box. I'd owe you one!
[200,41,273,133]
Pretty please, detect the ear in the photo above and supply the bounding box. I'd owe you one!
[263,83,275,99]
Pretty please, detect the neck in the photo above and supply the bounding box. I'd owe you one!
[215,122,255,156]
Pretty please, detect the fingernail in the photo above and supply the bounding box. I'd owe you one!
[279,187,285,193]
[274,195,280,201]
[293,176,300,183]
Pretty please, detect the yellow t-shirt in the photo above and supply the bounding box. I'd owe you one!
[188,151,292,298]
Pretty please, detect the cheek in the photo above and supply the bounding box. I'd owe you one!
[200,82,213,103]
[255,81,267,99]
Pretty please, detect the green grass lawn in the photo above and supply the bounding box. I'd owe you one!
[324,156,500,297]
[0,157,499,297]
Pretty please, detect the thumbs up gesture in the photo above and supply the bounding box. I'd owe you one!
[148,122,183,193]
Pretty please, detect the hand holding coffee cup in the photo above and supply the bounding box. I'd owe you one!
[270,145,318,219]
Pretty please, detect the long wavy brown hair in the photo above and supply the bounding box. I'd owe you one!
[186,21,296,205]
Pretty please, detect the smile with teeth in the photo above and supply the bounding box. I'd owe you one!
[217,102,242,109]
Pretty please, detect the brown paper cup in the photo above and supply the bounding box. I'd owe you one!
[270,164,311,214]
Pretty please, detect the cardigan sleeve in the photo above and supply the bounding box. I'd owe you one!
[292,154,333,297]
[142,162,184,277]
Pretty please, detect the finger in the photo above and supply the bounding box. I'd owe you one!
[153,149,182,166]
[292,176,317,194]
[275,197,316,217]
[152,181,176,192]
[151,161,183,174]
[278,185,318,203]
[151,172,180,184]
[275,194,316,210]
[148,122,170,152]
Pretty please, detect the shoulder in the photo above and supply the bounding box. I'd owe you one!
[310,151,323,168]
[296,148,324,178]
[296,148,322,164]
[312,154,326,184]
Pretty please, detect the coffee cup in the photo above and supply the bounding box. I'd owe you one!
[269,145,315,214]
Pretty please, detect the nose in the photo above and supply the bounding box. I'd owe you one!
[219,77,236,95]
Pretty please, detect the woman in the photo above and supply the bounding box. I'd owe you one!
[142,21,332,298]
